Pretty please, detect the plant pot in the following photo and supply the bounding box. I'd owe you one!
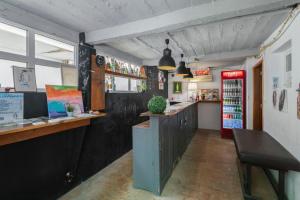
[67,112,73,117]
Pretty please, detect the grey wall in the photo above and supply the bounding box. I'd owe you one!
[198,103,221,130]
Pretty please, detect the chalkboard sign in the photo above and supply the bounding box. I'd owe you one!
[78,44,96,112]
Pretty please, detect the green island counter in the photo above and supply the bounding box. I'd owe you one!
[132,102,198,195]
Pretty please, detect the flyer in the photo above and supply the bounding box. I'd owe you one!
[0,93,24,125]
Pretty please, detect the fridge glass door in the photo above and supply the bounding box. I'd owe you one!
[223,79,243,129]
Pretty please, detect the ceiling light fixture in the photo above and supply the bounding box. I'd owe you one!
[183,68,194,80]
[176,54,188,76]
[158,39,176,71]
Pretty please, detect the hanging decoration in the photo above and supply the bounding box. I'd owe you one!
[279,89,288,112]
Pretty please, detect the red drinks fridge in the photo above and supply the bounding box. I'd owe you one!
[221,70,246,139]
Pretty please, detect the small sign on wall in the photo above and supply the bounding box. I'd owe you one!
[297,84,300,119]
[173,82,182,94]
[272,77,279,89]
[158,71,165,90]
[13,66,37,92]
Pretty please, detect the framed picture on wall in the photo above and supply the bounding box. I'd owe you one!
[13,66,37,92]
[173,82,182,94]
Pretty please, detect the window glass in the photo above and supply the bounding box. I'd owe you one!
[35,34,75,65]
[130,79,138,92]
[61,66,78,86]
[114,77,129,91]
[35,65,62,89]
[0,22,27,55]
[0,59,26,87]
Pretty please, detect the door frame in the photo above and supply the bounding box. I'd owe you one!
[252,59,263,130]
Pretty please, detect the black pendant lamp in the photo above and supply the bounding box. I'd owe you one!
[184,68,194,80]
[158,39,176,70]
[176,54,188,76]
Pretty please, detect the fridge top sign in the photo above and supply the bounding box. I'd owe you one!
[222,70,245,78]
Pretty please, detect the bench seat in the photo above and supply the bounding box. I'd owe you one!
[233,129,300,200]
[233,129,300,172]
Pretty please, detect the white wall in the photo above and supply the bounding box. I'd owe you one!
[261,11,300,200]
[244,57,260,129]
[198,103,221,130]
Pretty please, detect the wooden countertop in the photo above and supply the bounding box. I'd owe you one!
[0,113,106,147]
[134,120,150,128]
[198,100,221,103]
[140,101,197,117]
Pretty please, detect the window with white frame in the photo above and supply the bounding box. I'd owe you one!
[35,65,62,89]
[114,76,129,91]
[0,59,26,87]
[35,34,75,65]
[0,20,76,90]
[0,22,27,55]
[130,79,138,92]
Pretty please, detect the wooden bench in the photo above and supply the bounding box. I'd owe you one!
[233,129,300,200]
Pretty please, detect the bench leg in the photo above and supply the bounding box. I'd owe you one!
[244,164,252,195]
[278,170,285,200]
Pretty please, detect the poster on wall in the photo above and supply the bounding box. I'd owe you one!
[297,84,300,119]
[45,85,84,119]
[0,93,24,125]
[158,71,164,90]
[272,77,279,108]
[200,89,219,100]
[13,66,37,92]
[173,82,182,94]
[279,89,288,112]
[272,77,279,89]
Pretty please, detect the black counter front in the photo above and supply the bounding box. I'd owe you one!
[0,66,169,199]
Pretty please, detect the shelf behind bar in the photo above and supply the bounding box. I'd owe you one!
[105,70,147,80]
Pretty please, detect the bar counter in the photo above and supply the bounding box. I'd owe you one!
[0,113,106,147]
[132,101,198,195]
[140,101,196,117]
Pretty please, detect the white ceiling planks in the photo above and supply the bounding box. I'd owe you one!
[107,38,159,60]
[2,0,297,65]
[3,0,206,32]
[106,10,288,62]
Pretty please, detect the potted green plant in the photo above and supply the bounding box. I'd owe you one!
[66,103,74,117]
[147,96,167,114]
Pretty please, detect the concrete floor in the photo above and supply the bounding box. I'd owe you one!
[60,129,276,200]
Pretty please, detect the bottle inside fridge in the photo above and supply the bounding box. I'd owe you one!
[222,79,243,129]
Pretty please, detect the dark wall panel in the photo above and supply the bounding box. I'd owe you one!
[0,127,86,200]
[0,66,168,199]
[76,66,168,181]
